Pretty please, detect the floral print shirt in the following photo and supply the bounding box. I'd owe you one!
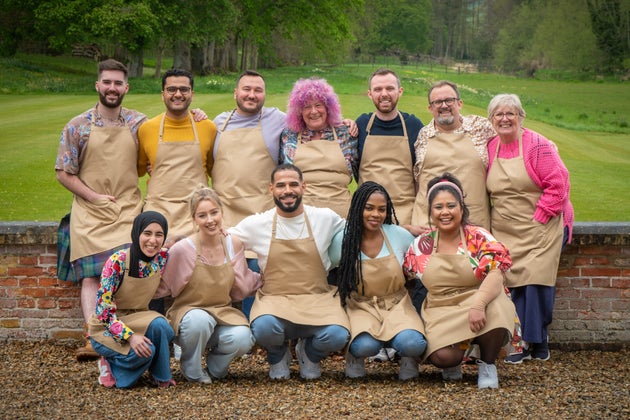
[95,248,168,342]
[403,225,511,282]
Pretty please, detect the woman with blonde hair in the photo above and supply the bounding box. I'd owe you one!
[156,185,262,384]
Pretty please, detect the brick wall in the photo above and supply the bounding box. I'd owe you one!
[0,221,628,349]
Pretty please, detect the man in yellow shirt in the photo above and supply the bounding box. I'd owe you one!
[138,69,217,241]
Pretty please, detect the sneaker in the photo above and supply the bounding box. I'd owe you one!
[368,347,397,362]
[532,341,550,361]
[173,343,182,361]
[504,347,532,364]
[441,365,463,381]
[398,357,419,381]
[183,371,213,384]
[269,348,292,380]
[477,360,499,389]
[295,339,321,380]
[345,352,366,378]
[97,357,116,388]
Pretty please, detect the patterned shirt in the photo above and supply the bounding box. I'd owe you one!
[403,225,511,282]
[55,105,147,174]
[413,115,495,180]
[279,125,358,176]
[95,248,168,342]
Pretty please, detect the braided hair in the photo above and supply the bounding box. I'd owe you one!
[337,181,398,306]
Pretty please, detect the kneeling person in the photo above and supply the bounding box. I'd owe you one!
[157,186,262,383]
[229,164,350,380]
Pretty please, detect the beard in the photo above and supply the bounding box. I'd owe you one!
[98,90,125,109]
[436,114,455,126]
[274,193,303,214]
[236,96,264,115]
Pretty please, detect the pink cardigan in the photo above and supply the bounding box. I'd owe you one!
[487,128,574,243]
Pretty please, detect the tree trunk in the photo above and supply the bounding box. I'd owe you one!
[154,38,166,79]
[173,40,191,71]
[128,50,143,78]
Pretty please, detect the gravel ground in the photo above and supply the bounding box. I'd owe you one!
[0,341,628,419]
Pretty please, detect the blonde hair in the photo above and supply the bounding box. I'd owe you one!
[189,184,223,217]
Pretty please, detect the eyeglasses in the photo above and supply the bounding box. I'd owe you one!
[165,86,191,94]
[429,97,459,107]
[493,112,517,120]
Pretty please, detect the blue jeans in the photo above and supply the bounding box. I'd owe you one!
[240,258,260,320]
[349,329,427,358]
[251,314,349,364]
[91,317,174,388]
[177,309,254,380]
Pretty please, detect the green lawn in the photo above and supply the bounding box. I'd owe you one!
[0,58,628,222]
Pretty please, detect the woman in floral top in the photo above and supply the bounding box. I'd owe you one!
[88,211,175,389]
[404,173,516,389]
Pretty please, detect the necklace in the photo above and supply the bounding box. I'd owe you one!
[276,216,306,239]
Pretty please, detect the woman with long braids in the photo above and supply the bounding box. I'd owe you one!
[404,173,515,388]
[329,181,426,380]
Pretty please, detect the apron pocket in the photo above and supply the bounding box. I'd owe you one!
[79,197,122,224]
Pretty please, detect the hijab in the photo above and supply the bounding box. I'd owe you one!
[128,211,168,278]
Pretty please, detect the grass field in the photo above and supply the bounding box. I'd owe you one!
[0,55,628,222]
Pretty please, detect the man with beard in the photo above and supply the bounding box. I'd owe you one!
[137,69,217,242]
[356,69,423,226]
[410,80,495,231]
[55,59,146,361]
[228,164,349,380]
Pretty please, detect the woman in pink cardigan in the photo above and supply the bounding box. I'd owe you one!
[485,93,573,364]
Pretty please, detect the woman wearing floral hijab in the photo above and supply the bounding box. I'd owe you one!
[89,211,176,388]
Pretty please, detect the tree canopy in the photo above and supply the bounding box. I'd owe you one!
[0,0,628,75]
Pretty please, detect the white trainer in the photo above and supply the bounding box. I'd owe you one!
[398,357,419,381]
[173,343,182,361]
[345,352,366,378]
[441,365,463,381]
[368,347,397,362]
[269,348,292,380]
[477,360,499,389]
[295,339,321,380]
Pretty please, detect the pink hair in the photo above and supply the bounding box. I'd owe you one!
[285,77,343,132]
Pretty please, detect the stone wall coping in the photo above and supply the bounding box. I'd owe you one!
[0,221,629,247]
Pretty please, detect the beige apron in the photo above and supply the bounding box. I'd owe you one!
[411,132,490,229]
[143,113,207,239]
[421,230,515,359]
[249,212,350,330]
[166,235,249,333]
[293,128,352,218]
[358,113,415,225]
[70,117,143,260]
[88,268,166,355]
[211,110,275,229]
[345,229,423,342]
[486,137,563,288]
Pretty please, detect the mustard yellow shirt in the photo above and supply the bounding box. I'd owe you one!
[137,112,217,177]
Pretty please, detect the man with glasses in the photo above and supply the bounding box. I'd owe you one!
[355,68,423,226]
[410,80,495,230]
[137,68,216,242]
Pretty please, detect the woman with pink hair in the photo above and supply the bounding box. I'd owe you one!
[280,77,358,218]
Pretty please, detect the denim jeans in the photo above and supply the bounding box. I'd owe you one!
[251,314,349,364]
[349,329,427,358]
[91,316,174,388]
[177,309,254,380]
[240,258,260,320]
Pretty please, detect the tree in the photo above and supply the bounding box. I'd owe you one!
[587,0,629,73]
